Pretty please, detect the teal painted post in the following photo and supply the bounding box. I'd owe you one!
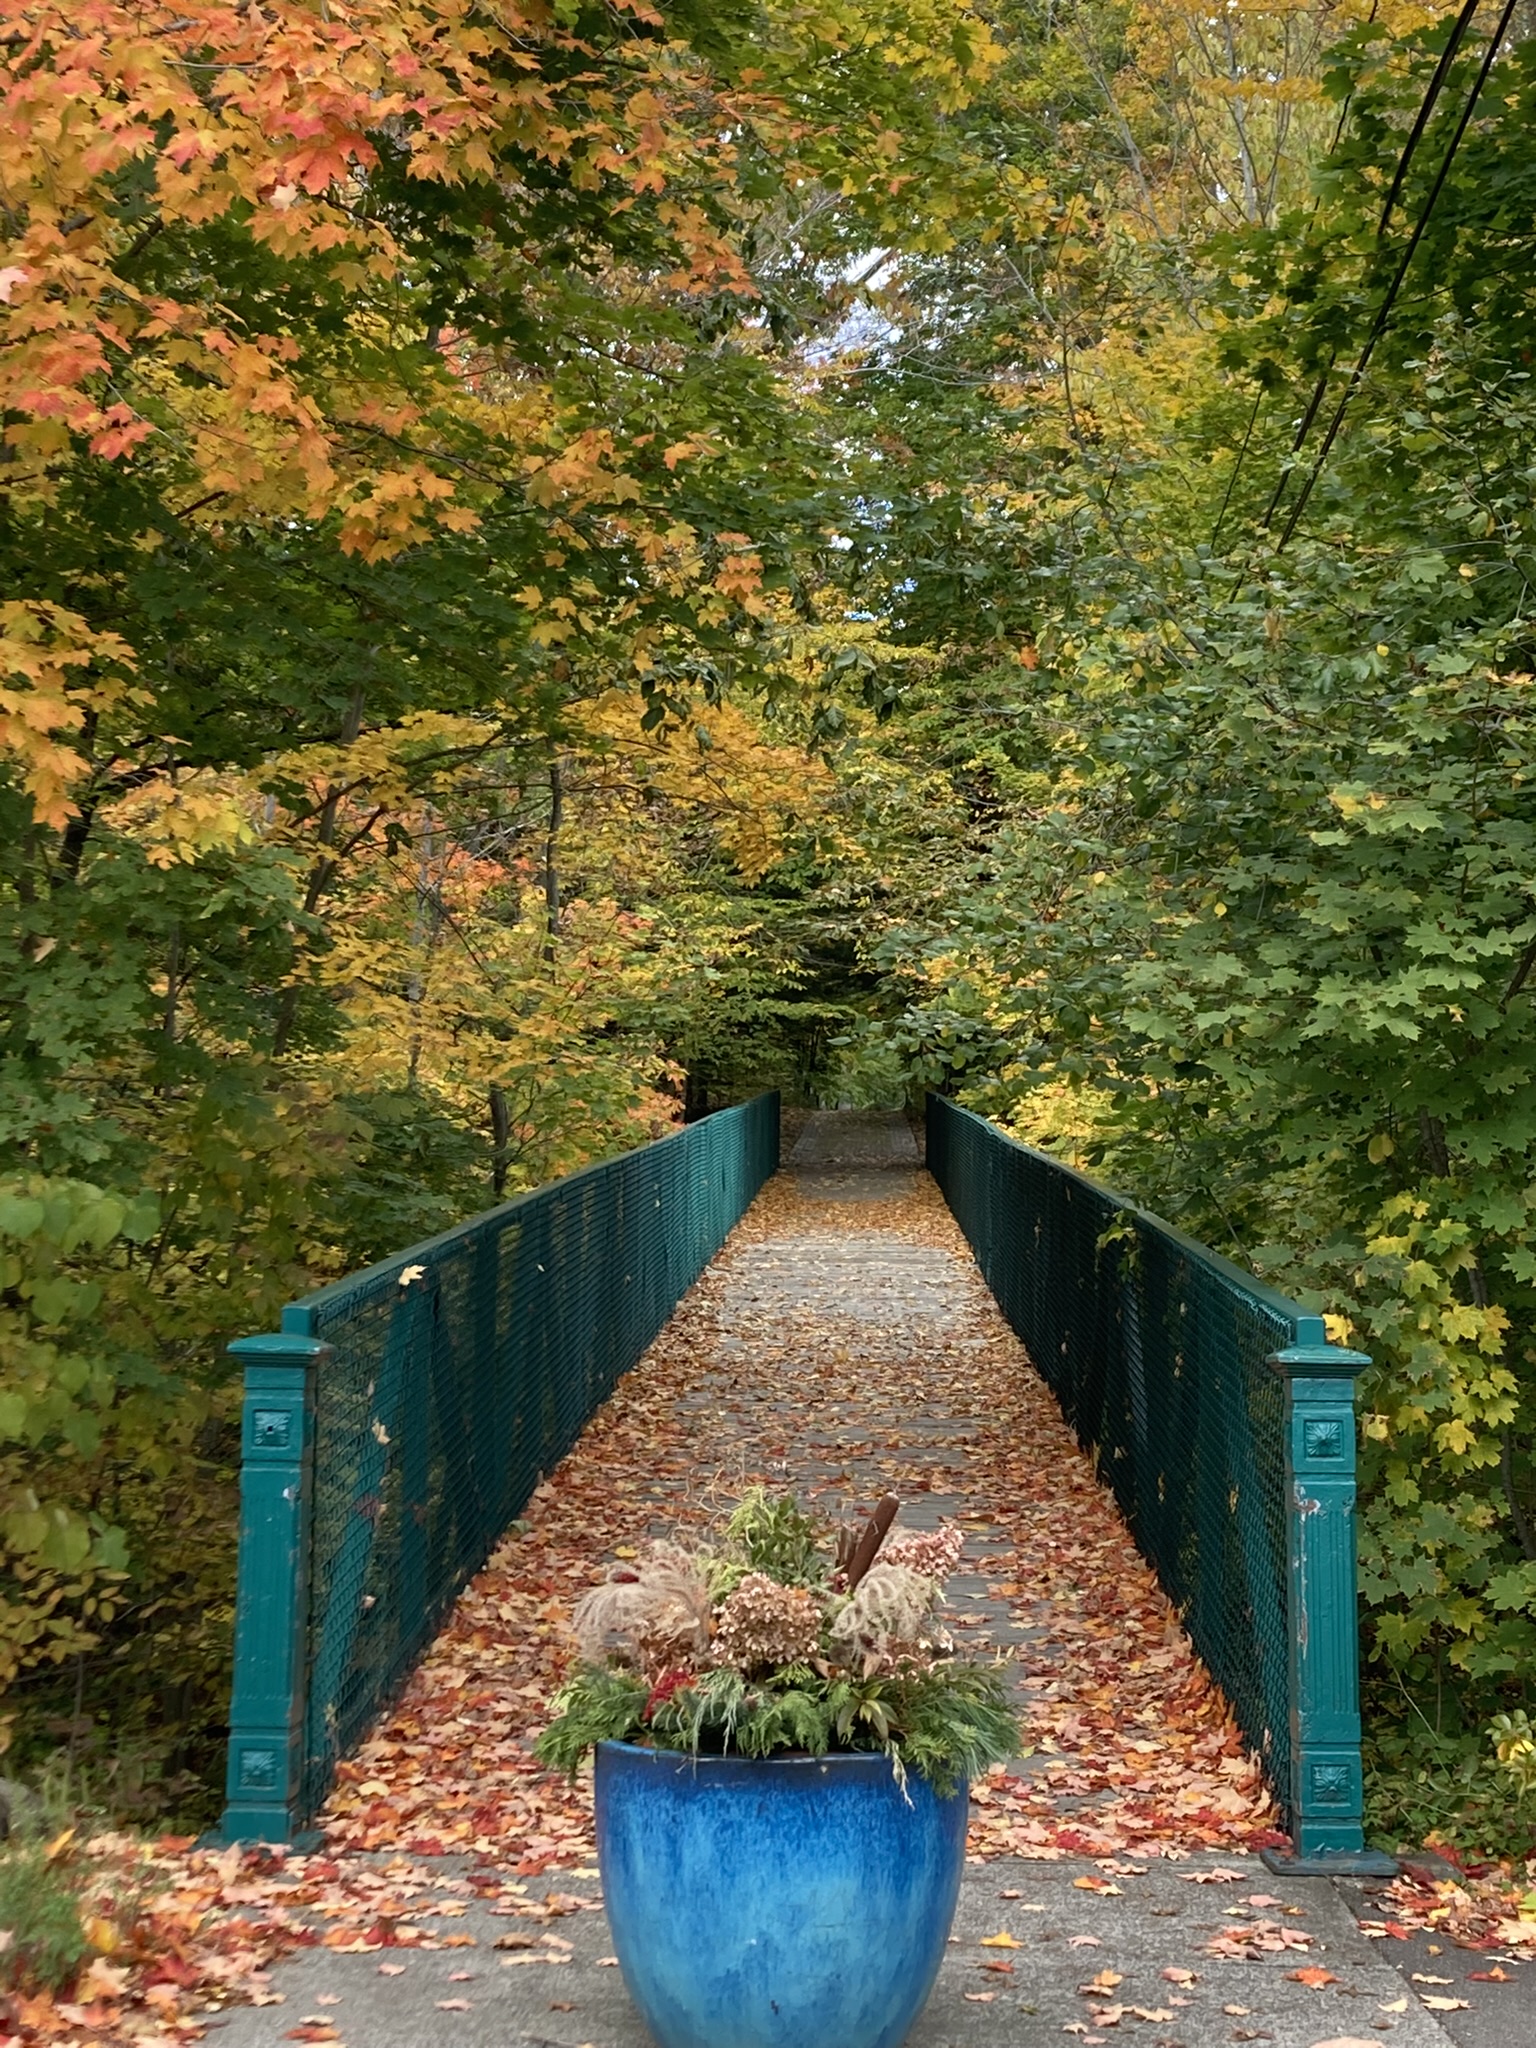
[1262,1322,1396,1877]
[220,1331,327,1844]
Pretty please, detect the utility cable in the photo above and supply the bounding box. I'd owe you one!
[1259,0,1483,532]
[1274,0,1519,550]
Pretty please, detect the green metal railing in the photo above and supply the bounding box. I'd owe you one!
[927,1094,1392,1874]
[220,1094,780,1842]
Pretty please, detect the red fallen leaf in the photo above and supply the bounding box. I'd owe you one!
[1469,1967,1511,1981]
[143,1956,201,1988]
[286,2030,341,2044]
[1288,1966,1338,1987]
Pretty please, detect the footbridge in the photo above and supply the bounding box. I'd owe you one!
[219,1094,1382,1875]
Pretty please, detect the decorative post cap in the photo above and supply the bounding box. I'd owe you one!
[1269,1315,1371,1379]
[229,1332,331,1365]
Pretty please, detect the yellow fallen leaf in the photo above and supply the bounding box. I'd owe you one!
[82,1916,119,1955]
[980,1931,1023,1948]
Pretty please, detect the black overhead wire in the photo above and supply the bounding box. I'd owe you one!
[1257,0,1485,535]
[1271,0,1520,550]
[1210,0,1379,548]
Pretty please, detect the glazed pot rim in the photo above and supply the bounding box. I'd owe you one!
[595,1740,954,1782]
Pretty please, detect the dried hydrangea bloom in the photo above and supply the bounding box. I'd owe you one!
[711,1571,823,1671]
[881,1523,964,1583]
[829,1562,940,1662]
[572,1542,711,1671]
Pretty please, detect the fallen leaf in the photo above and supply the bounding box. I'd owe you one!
[1419,1995,1471,2011]
[980,1931,1024,1948]
[1410,1972,1451,1983]
[1075,1877,1123,1895]
[1080,1970,1124,1994]
[1161,1967,1197,1985]
[1288,1968,1337,1988]
[435,1997,472,2010]
[964,1990,997,2003]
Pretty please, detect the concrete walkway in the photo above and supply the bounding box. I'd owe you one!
[204,1115,1524,2048]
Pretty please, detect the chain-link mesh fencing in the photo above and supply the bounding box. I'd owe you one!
[927,1094,1299,1816]
[278,1094,779,1822]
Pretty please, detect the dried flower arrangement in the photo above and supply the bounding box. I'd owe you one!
[536,1490,1019,1794]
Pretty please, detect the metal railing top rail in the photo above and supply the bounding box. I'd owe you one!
[279,1117,742,1332]
[930,1098,1331,1349]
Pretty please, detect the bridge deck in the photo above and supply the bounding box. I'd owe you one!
[209,1113,1466,2048]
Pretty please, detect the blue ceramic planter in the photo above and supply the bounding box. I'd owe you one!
[594,1742,968,2048]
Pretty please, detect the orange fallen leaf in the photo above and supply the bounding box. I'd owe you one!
[1288,1967,1337,1988]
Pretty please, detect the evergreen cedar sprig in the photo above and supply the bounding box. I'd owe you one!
[536,1490,1019,1793]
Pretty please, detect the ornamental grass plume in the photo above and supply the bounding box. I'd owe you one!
[711,1572,822,1672]
[830,1562,941,1662]
[571,1541,711,1673]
